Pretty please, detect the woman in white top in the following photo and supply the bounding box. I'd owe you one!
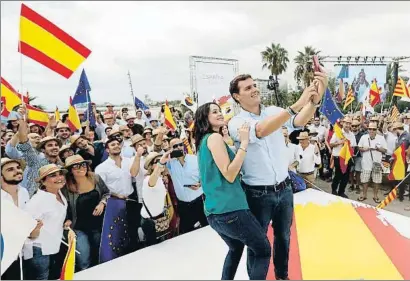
[23,164,69,280]
[140,152,170,246]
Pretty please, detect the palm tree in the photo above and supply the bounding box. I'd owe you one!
[261,43,289,106]
[294,46,322,87]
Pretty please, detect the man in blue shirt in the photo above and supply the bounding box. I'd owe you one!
[228,72,328,280]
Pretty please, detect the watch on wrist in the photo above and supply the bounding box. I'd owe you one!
[310,99,322,108]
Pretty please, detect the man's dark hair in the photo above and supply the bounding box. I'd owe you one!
[229,74,252,103]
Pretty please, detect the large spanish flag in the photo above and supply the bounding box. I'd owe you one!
[265,189,410,280]
[369,80,381,107]
[67,97,82,131]
[19,4,91,79]
[164,101,177,130]
[388,143,406,180]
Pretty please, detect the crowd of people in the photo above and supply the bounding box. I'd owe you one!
[1,70,409,280]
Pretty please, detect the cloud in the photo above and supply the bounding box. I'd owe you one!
[1,1,410,110]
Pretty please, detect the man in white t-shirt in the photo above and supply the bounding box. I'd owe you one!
[357,122,387,203]
[135,110,146,127]
[297,132,321,188]
[282,127,301,173]
[330,117,357,198]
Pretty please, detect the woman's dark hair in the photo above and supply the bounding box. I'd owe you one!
[219,124,229,137]
[194,102,221,150]
[6,121,17,132]
[66,163,96,193]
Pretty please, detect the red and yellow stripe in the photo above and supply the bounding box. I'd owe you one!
[389,143,406,180]
[377,187,398,209]
[393,77,410,98]
[19,4,91,79]
[67,97,81,131]
[60,234,76,280]
[164,101,177,130]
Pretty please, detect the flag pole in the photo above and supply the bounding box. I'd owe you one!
[86,89,90,122]
[127,71,137,112]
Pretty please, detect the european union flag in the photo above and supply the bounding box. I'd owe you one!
[338,65,349,79]
[72,69,91,105]
[81,102,96,127]
[134,97,149,110]
[99,198,129,263]
[320,88,344,125]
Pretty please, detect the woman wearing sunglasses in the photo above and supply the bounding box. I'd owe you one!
[23,164,69,280]
[140,151,175,246]
[62,155,110,270]
[194,102,271,280]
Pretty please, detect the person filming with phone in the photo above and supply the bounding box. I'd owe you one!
[159,138,208,234]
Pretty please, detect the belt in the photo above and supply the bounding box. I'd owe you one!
[299,171,314,175]
[242,177,291,193]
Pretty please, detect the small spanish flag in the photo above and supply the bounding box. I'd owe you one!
[18,4,91,79]
[67,97,81,132]
[388,143,406,180]
[60,232,76,280]
[339,140,353,174]
[55,106,61,122]
[164,101,177,131]
[27,104,49,127]
[333,121,344,139]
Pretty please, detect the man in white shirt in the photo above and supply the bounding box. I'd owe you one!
[357,122,387,203]
[130,134,149,204]
[330,117,357,198]
[297,132,321,188]
[282,127,301,173]
[135,110,146,127]
[308,116,326,141]
[119,125,136,158]
[95,138,139,251]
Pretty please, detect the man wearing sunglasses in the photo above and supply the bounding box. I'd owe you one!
[349,119,365,194]
[159,138,207,234]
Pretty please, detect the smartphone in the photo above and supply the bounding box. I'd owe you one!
[313,55,321,72]
[170,149,184,158]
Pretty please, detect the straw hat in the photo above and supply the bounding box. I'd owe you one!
[308,128,318,136]
[144,152,162,170]
[64,155,92,169]
[56,122,70,131]
[368,123,378,129]
[69,135,87,148]
[125,115,136,121]
[35,164,67,182]
[297,132,310,140]
[1,158,26,171]
[143,128,153,137]
[343,117,352,123]
[392,122,404,130]
[119,125,129,132]
[37,136,62,150]
[108,128,121,137]
[130,134,144,147]
[352,120,361,126]
[59,145,72,153]
[370,116,379,122]
[149,118,159,123]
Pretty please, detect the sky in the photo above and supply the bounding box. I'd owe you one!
[1,1,410,110]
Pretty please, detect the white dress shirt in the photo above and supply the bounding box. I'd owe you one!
[135,118,146,127]
[1,186,30,208]
[384,131,398,156]
[358,134,387,171]
[308,124,326,141]
[284,142,301,173]
[330,129,357,156]
[141,177,167,219]
[297,144,321,173]
[135,156,147,203]
[23,190,67,259]
[95,157,134,197]
[121,139,136,158]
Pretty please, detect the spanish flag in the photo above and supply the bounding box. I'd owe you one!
[60,232,76,280]
[393,77,410,98]
[19,4,91,79]
[333,121,344,139]
[55,106,61,122]
[67,97,81,132]
[339,140,353,174]
[343,87,355,110]
[369,80,381,107]
[164,101,177,131]
[1,77,49,126]
[388,143,406,180]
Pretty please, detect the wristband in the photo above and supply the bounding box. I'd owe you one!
[310,99,322,108]
[286,107,296,117]
[239,147,247,152]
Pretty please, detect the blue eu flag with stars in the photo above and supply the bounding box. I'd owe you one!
[99,198,130,263]
[320,88,344,124]
[72,69,91,105]
[81,102,96,127]
[134,97,149,110]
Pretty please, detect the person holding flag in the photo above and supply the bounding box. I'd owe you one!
[329,117,357,198]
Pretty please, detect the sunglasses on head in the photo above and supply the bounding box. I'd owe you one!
[72,162,87,170]
[172,143,184,149]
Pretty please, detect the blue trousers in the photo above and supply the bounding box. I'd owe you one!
[207,209,271,280]
[242,182,294,280]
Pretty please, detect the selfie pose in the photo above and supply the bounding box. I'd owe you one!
[195,102,271,280]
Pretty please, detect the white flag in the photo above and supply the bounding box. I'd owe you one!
[1,200,37,275]
[180,94,197,113]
